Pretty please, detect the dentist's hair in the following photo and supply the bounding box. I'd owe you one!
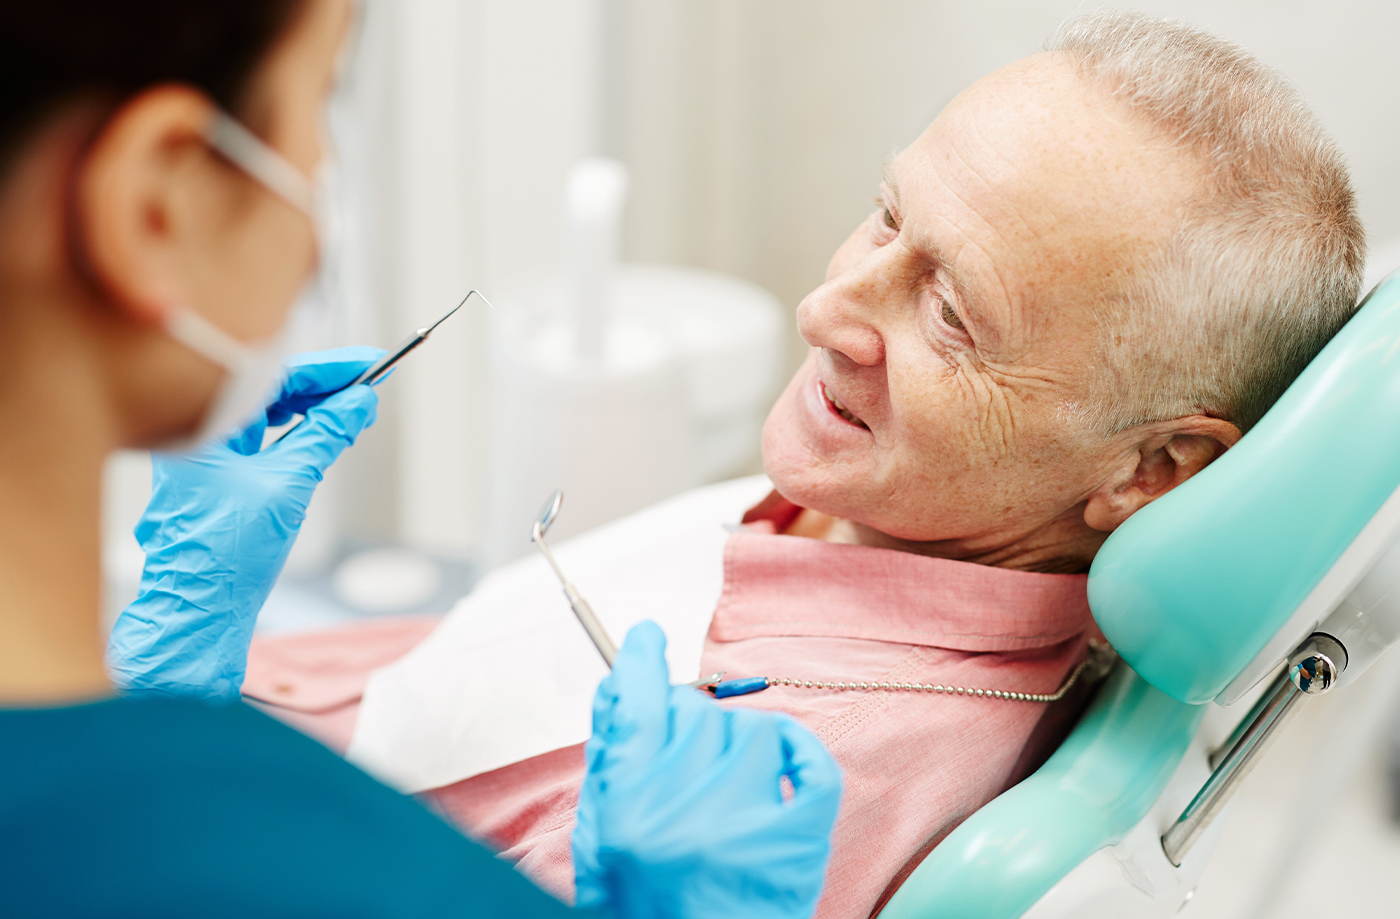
[0,0,305,180]
[1050,10,1365,434]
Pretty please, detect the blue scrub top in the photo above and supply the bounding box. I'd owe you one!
[0,694,593,918]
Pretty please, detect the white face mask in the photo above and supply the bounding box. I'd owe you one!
[157,111,330,452]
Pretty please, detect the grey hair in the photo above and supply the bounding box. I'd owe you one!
[1048,10,1365,434]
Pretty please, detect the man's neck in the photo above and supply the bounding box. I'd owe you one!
[0,304,112,705]
[785,507,1107,575]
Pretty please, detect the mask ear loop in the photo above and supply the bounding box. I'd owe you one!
[205,109,336,333]
[165,111,316,368]
[204,112,316,219]
[142,112,313,452]
[164,306,256,373]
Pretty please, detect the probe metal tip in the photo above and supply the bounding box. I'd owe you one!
[423,289,494,338]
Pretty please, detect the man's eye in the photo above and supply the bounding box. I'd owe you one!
[883,206,898,231]
[940,300,965,331]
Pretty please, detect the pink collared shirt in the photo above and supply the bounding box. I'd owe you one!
[384,495,1096,918]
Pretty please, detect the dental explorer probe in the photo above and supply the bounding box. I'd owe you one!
[274,289,492,443]
[348,289,492,388]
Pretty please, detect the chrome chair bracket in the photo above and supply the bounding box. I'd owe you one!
[1160,633,1346,866]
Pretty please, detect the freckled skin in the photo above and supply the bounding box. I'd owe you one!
[762,54,1237,573]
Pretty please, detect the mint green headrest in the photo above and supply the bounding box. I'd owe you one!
[1088,272,1400,704]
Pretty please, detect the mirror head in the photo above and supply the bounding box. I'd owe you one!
[533,489,564,540]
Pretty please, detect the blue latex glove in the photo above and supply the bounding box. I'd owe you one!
[106,347,385,701]
[573,622,842,919]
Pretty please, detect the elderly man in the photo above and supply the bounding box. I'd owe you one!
[765,17,1357,574]
[112,9,1364,919]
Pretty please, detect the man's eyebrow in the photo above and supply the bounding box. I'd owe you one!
[883,159,993,343]
[941,264,985,338]
[881,162,901,205]
[884,169,985,323]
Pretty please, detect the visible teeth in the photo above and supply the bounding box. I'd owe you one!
[822,382,867,428]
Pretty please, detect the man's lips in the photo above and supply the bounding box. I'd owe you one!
[819,380,869,430]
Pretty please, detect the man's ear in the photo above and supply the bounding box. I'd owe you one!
[1083,415,1242,532]
[73,86,217,327]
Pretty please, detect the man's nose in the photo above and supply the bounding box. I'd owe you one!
[796,245,901,368]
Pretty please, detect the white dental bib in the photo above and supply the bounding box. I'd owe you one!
[346,475,773,793]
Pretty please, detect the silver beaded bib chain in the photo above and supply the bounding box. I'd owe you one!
[696,641,1120,702]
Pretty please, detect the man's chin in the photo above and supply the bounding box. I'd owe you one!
[761,421,858,518]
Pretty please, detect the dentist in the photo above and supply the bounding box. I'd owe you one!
[0,2,840,917]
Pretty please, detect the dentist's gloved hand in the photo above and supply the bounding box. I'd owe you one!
[106,347,385,701]
[573,622,842,919]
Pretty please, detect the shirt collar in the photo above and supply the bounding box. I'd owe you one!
[714,493,1095,652]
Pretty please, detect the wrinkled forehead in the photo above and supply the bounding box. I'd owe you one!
[889,54,1197,349]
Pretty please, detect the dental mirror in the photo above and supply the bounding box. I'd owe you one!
[527,489,724,687]
[534,489,564,541]
[531,490,617,667]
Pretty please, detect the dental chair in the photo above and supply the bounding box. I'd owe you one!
[880,270,1400,918]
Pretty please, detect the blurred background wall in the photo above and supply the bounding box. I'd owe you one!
[104,0,1400,608]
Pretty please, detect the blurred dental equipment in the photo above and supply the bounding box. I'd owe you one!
[274,290,490,443]
[486,158,783,565]
[531,489,618,667]
[332,547,444,614]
